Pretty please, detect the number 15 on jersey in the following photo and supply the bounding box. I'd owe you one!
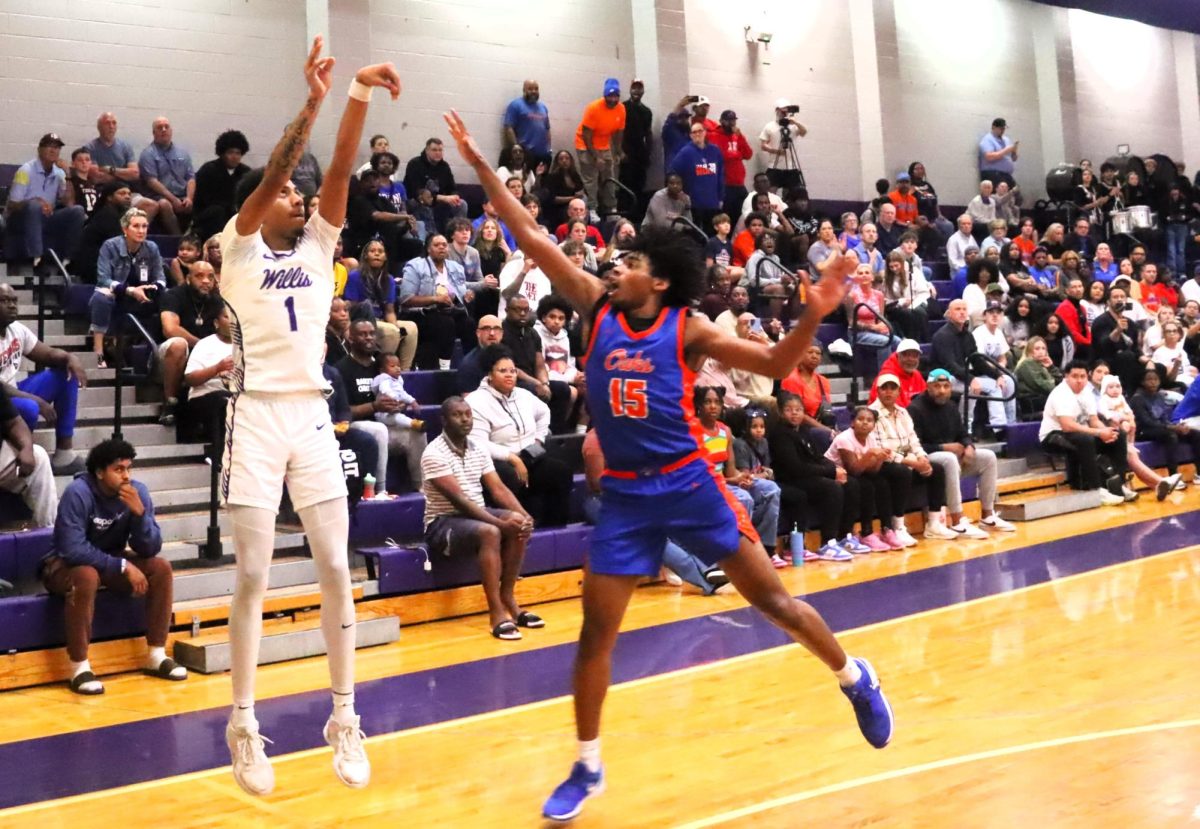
[608,378,647,419]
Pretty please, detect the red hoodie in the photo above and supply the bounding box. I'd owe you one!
[1055,298,1092,347]
[867,351,926,407]
[708,126,753,187]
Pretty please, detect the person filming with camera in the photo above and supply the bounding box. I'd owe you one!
[759,98,807,192]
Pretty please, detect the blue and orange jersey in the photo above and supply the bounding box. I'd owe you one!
[584,303,706,473]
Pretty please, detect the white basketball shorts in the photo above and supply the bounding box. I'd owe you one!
[221,391,347,512]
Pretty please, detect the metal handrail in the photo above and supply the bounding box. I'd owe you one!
[668,214,708,248]
[960,351,1017,432]
[847,302,896,406]
[599,175,638,220]
[110,311,159,441]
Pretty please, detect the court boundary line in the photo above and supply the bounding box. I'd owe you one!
[1,544,1194,818]
[671,717,1200,828]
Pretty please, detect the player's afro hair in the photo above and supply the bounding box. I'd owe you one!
[619,226,706,309]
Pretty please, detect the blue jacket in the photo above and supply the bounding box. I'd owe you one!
[398,257,468,307]
[49,474,161,574]
[1172,378,1200,423]
[668,143,725,210]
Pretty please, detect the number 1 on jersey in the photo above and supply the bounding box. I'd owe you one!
[608,378,647,418]
[283,296,298,332]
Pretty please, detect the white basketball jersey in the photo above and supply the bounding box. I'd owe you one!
[219,212,339,393]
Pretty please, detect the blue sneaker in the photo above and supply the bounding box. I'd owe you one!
[840,534,873,555]
[840,657,894,748]
[816,540,853,561]
[542,761,605,822]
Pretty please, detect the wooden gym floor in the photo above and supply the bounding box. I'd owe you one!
[0,494,1197,828]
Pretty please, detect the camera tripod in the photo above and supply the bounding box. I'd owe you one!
[769,121,806,191]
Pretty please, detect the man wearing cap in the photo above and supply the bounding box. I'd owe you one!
[503,80,552,170]
[619,80,654,207]
[709,110,754,220]
[668,121,724,233]
[3,134,87,273]
[574,79,626,216]
[909,369,1016,538]
[973,301,1019,421]
[869,338,926,407]
[978,117,1019,189]
[888,174,918,227]
[931,299,1014,436]
[1090,284,1144,392]
[868,373,950,542]
[759,99,807,192]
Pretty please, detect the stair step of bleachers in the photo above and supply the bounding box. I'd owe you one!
[995,469,1067,495]
[160,530,306,565]
[139,486,215,513]
[75,403,160,423]
[33,422,174,452]
[131,442,208,462]
[173,613,399,674]
[996,487,1103,521]
[156,509,230,544]
[995,457,1034,478]
[172,554,316,603]
[76,385,137,407]
[53,462,210,495]
[171,578,364,626]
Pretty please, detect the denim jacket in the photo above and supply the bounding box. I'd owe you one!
[398,256,468,309]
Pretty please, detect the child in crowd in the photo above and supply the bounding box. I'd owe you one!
[1101,373,1184,499]
[732,408,775,490]
[825,407,907,551]
[168,234,202,286]
[371,353,425,432]
[534,295,587,432]
[411,188,436,234]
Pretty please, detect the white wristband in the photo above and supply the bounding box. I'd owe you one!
[348,79,372,102]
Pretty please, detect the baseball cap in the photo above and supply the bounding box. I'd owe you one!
[693,95,711,107]
[896,338,921,353]
[992,117,1007,128]
[985,301,1003,313]
[630,78,644,87]
[775,97,791,110]
[1113,274,1133,285]
[38,133,65,148]
[603,77,620,97]
[876,373,901,388]
[985,283,1005,294]
[895,172,911,182]
[928,368,954,382]
[720,109,738,121]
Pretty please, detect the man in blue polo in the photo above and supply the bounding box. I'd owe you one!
[978,117,1019,189]
[503,80,552,170]
[3,133,86,273]
[138,116,195,234]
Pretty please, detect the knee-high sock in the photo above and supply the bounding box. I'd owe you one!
[228,505,278,721]
[298,497,355,703]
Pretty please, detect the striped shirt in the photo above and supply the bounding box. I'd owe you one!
[420,434,495,528]
[867,401,925,462]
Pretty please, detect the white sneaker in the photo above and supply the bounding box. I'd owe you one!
[923,517,959,540]
[1121,485,1139,502]
[980,514,1016,532]
[324,715,371,788]
[226,723,275,796]
[950,518,989,540]
[1098,489,1125,507]
[893,526,918,547]
[1157,473,1182,501]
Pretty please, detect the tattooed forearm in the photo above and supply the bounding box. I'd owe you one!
[267,96,321,178]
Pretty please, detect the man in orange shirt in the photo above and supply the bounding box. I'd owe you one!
[888,172,918,227]
[574,78,626,217]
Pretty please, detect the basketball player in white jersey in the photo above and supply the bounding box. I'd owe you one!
[219,37,401,796]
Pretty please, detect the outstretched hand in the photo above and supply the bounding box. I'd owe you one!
[443,110,488,168]
[304,36,336,100]
[355,63,402,100]
[802,251,856,319]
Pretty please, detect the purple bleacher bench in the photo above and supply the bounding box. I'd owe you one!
[401,370,459,405]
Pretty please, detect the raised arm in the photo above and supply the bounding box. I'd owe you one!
[236,37,334,236]
[319,62,401,229]
[444,110,604,316]
[688,251,856,379]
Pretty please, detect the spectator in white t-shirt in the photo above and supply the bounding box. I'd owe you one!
[946,214,979,272]
[183,305,233,450]
[1038,361,1128,504]
[497,252,552,319]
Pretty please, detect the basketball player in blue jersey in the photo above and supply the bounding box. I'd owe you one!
[445,111,894,821]
[218,38,401,797]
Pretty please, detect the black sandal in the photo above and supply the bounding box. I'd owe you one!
[69,670,105,695]
[491,620,522,640]
[93,352,108,370]
[515,611,545,629]
[142,658,188,681]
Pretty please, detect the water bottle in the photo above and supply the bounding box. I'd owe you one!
[362,474,376,500]
[789,527,806,566]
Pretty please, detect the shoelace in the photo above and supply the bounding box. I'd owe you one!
[235,730,273,766]
[333,721,368,762]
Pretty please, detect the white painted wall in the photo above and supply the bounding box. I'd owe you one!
[683,0,863,198]
[1,0,1197,208]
